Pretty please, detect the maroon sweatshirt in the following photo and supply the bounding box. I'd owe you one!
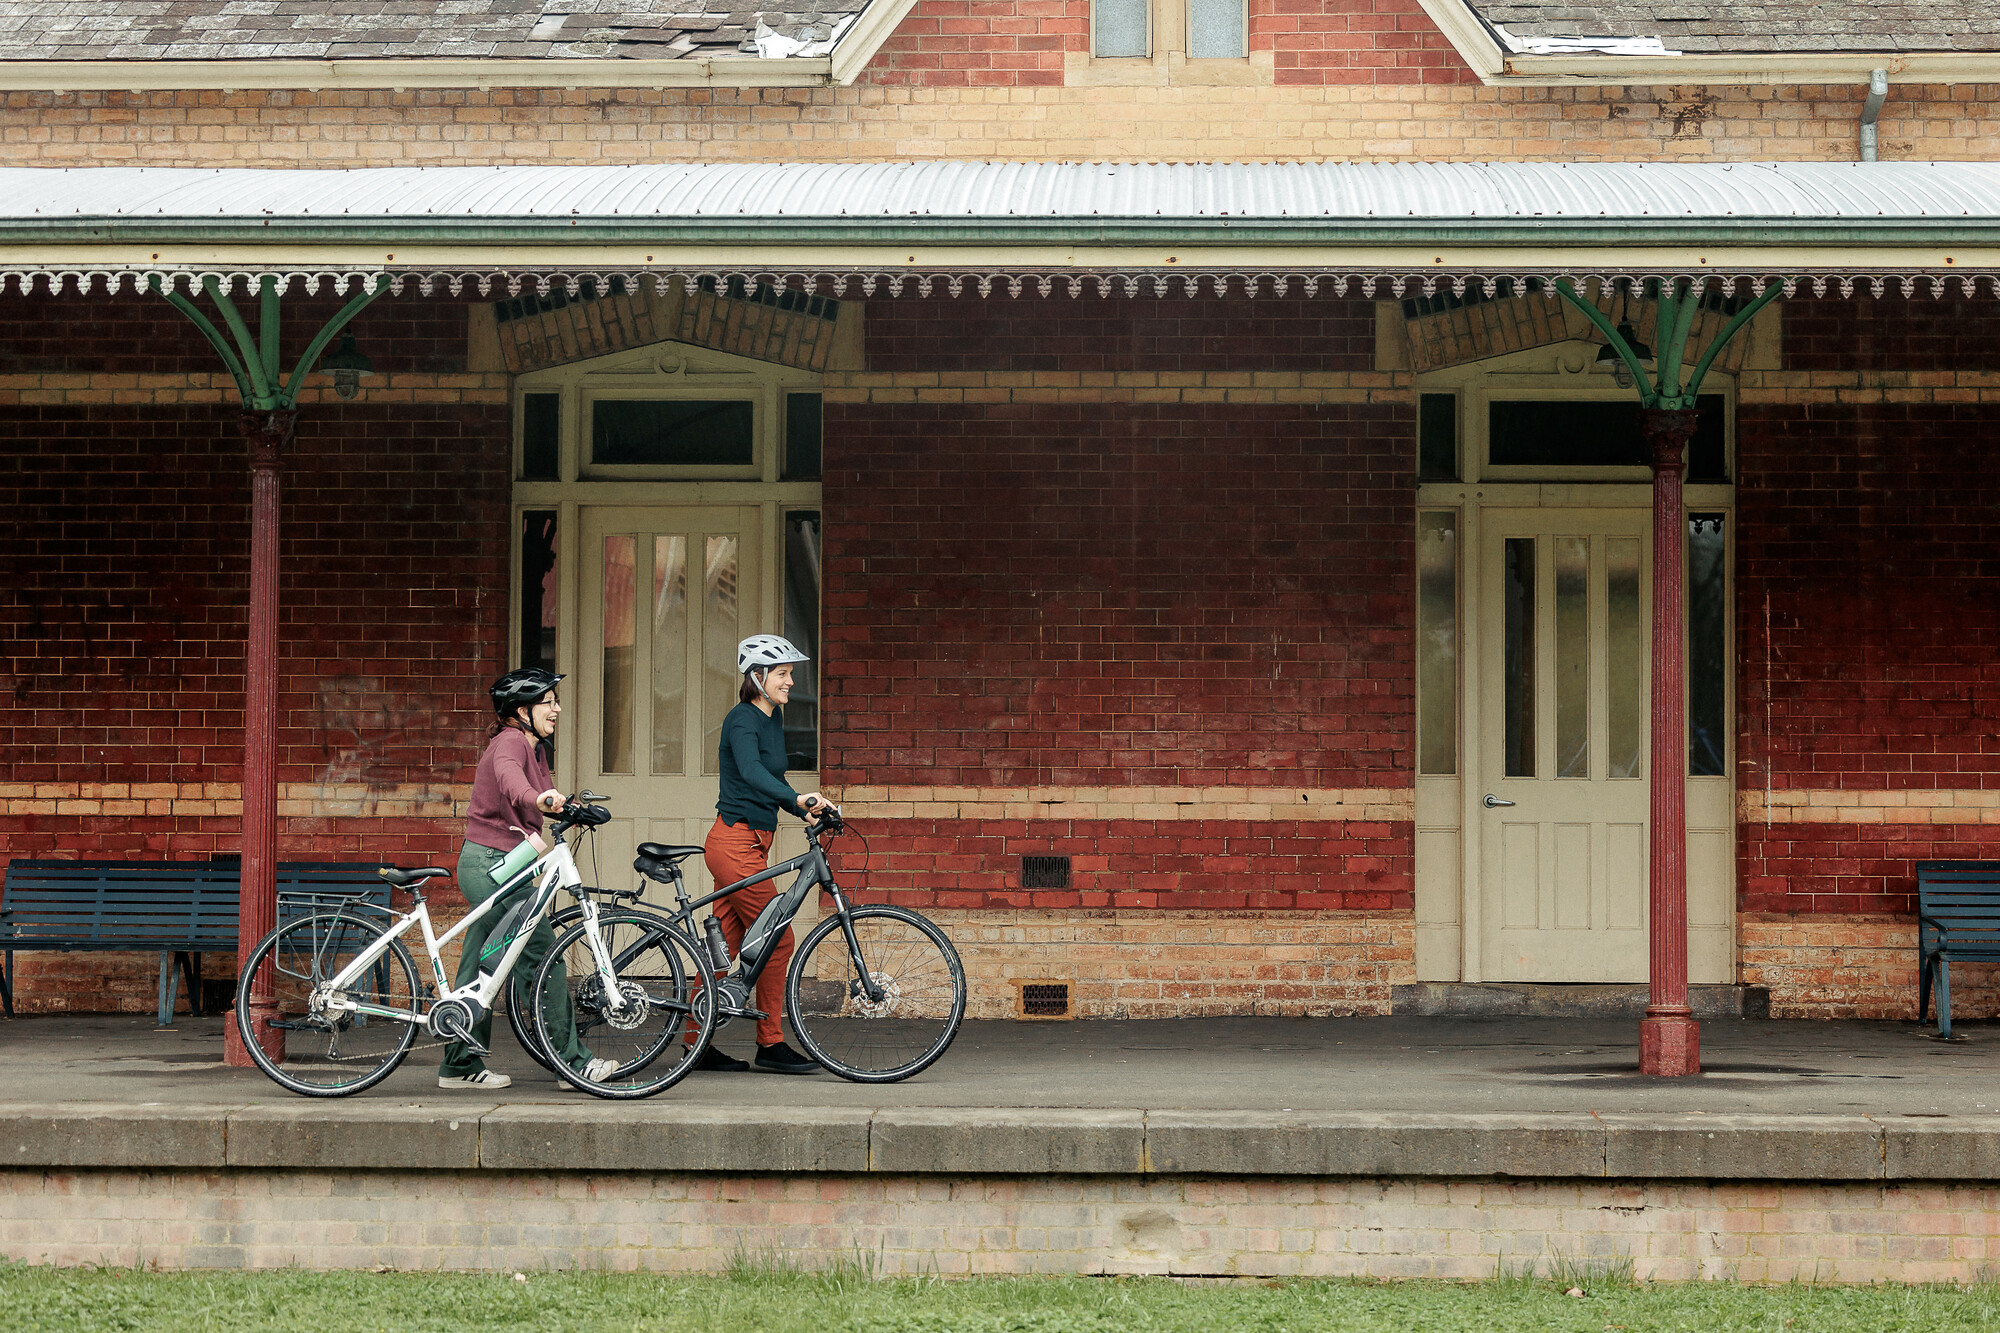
[465,727,553,851]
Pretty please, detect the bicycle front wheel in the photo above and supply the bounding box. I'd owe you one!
[505,902,586,1073]
[235,913,420,1097]
[786,905,965,1083]
[529,910,714,1099]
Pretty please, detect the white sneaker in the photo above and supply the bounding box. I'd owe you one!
[437,1069,511,1089]
[558,1057,619,1089]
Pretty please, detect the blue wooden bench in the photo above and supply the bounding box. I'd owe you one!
[0,860,396,1026]
[1916,860,2000,1038]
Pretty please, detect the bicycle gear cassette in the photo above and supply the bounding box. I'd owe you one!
[850,971,901,1018]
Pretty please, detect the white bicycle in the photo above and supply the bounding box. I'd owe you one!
[233,794,715,1098]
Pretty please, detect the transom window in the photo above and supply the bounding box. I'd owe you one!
[1093,0,1246,59]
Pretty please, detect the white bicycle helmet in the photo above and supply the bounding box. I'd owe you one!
[737,634,809,675]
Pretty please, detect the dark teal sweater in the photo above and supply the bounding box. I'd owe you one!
[716,701,801,831]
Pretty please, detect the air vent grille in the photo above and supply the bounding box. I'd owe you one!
[1015,980,1073,1020]
[1021,855,1071,889]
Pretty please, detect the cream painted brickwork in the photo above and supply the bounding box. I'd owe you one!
[837,784,1412,822]
[1741,913,2000,1021]
[0,83,1994,166]
[906,908,1414,1018]
[1740,788,2000,825]
[0,372,510,408]
[822,370,1406,408]
[0,781,470,822]
[1737,370,2000,406]
[5,1169,1998,1282]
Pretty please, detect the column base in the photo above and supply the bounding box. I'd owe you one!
[1639,1013,1701,1076]
[223,996,284,1068]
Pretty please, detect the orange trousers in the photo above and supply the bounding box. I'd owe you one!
[698,816,793,1048]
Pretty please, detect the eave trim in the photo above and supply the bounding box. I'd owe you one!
[829,0,922,86]
[0,56,833,92]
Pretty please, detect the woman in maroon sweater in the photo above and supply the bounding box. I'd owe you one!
[437,668,616,1089]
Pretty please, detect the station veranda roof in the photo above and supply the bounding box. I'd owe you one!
[3,160,1999,304]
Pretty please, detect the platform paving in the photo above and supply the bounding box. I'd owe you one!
[3,1013,1999,1180]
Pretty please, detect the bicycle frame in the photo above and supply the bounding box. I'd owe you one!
[671,823,882,1004]
[317,836,610,1025]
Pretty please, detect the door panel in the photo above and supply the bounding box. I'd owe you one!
[1479,509,1652,982]
[578,506,763,902]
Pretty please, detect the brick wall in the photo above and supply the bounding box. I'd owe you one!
[1,82,1987,168]
[823,296,1413,919]
[1258,0,1477,86]
[861,0,1472,87]
[0,295,507,1011]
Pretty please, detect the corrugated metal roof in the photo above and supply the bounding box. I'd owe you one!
[6,161,2000,225]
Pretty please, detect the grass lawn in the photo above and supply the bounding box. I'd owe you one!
[5,1262,2000,1333]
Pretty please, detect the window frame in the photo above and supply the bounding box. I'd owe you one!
[1092,0,1153,59]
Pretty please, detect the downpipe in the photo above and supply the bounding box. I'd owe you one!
[1860,68,1888,162]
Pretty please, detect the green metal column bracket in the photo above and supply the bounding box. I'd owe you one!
[150,273,389,413]
[1555,277,1784,410]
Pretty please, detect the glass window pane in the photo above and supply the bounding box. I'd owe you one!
[591,400,754,468]
[1188,0,1243,58]
[601,535,636,775]
[785,393,824,481]
[1555,536,1590,778]
[1688,513,1727,777]
[1504,538,1536,778]
[651,535,688,775]
[1489,398,1726,472]
[701,535,741,776]
[522,393,559,480]
[519,510,557,674]
[1607,537,1643,779]
[1419,393,1457,482]
[1417,511,1458,775]
[1094,0,1148,57]
[783,512,822,772]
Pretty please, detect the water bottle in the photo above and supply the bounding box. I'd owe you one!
[703,916,732,972]
[494,839,539,884]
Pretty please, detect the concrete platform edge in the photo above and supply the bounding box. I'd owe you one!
[2,1102,1993,1181]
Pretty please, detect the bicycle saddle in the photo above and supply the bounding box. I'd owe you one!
[376,865,450,886]
[636,843,703,864]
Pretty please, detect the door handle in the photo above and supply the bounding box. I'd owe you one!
[1482,794,1516,809]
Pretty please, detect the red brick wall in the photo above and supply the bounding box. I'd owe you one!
[865,291,1378,372]
[0,294,507,877]
[1736,400,2000,915]
[825,292,1413,913]
[860,0,1473,88]
[1781,294,2000,373]
[1259,0,1478,86]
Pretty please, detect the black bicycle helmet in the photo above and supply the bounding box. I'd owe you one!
[490,667,563,720]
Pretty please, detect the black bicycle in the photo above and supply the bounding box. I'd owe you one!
[527,807,965,1087]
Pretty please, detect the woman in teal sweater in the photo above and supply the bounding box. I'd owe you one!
[696,634,833,1074]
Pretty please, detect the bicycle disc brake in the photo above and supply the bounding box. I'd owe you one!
[602,980,652,1030]
[850,971,900,1018]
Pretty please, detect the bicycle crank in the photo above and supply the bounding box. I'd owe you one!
[427,996,489,1055]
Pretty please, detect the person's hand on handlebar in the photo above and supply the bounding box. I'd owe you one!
[799,793,838,824]
[536,789,568,815]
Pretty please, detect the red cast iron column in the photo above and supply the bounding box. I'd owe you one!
[1640,407,1701,1076]
[223,409,296,1067]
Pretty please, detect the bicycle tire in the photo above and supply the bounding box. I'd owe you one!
[504,901,588,1072]
[785,905,965,1083]
[235,912,421,1098]
[529,910,716,1100]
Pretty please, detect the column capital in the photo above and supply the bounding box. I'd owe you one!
[236,408,297,469]
[1640,406,1699,476]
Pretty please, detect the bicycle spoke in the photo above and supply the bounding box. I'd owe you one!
[528,911,714,1099]
[788,906,965,1082]
[237,914,420,1097]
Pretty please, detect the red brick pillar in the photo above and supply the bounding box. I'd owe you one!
[1640,407,1700,1077]
[223,409,295,1067]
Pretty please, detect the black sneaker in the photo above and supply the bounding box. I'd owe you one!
[754,1041,821,1075]
[694,1046,749,1073]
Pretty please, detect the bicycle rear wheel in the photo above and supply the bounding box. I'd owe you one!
[236,913,420,1097]
[529,910,714,1099]
[786,905,965,1083]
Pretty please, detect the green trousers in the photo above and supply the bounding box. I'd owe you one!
[438,840,591,1078]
